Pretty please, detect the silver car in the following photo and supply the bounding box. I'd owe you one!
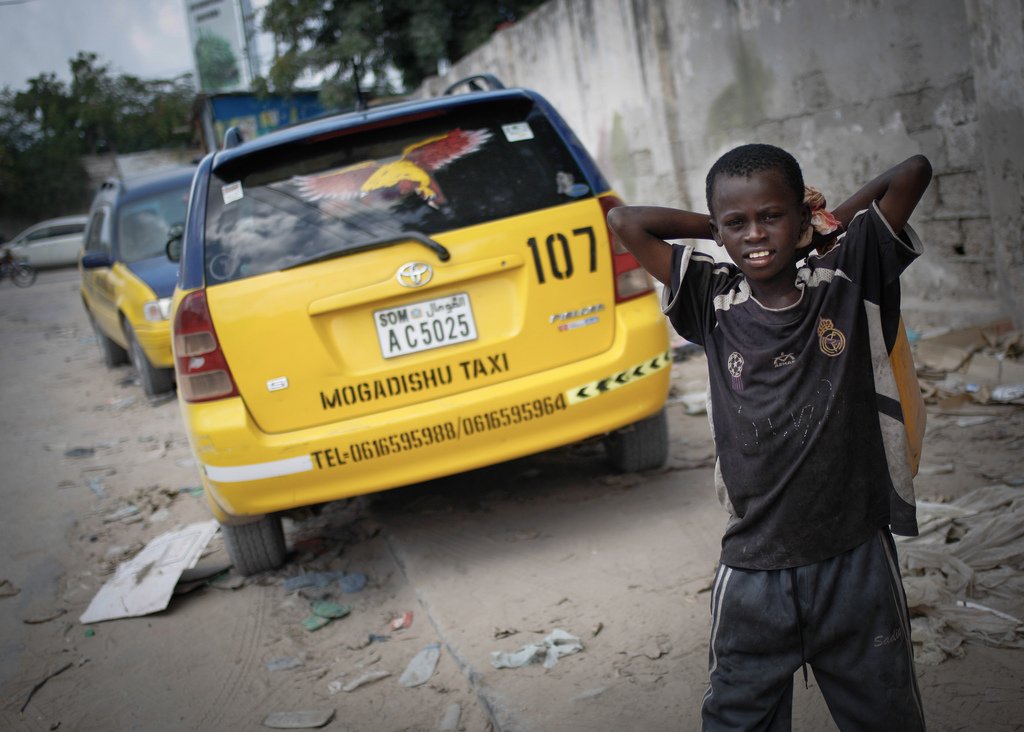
[3,215,88,268]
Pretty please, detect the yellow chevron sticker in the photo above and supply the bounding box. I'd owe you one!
[566,350,672,405]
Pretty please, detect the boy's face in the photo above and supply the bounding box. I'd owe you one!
[709,169,809,292]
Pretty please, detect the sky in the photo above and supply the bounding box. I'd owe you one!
[0,0,271,91]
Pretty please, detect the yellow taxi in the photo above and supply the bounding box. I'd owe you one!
[80,167,195,396]
[170,76,671,573]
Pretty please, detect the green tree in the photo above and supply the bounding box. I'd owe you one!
[260,0,544,108]
[0,53,197,222]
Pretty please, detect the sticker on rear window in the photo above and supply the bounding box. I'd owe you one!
[502,122,534,142]
[222,181,244,205]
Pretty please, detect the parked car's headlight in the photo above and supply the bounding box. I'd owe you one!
[143,298,172,321]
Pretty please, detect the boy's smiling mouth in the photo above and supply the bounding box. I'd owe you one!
[744,248,774,264]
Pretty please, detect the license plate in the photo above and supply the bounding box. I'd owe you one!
[375,293,478,358]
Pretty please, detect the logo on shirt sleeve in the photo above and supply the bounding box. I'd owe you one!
[818,317,846,357]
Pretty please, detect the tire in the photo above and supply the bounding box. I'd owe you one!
[221,515,287,576]
[88,310,129,367]
[11,263,36,287]
[126,323,175,397]
[604,408,670,473]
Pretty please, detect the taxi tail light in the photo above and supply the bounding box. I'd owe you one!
[173,290,239,403]
[600,195,655,303]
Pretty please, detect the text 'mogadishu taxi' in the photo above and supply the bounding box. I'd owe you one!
[170,75,671,574]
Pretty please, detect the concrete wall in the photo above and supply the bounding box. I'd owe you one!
[420,0,1024,328]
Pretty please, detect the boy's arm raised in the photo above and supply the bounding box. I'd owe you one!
[606,206,714,287]
[831,155,933,235]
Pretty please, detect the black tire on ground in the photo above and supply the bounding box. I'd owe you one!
[125,322,175,397]
[88,310,129,367]
[11,263,36,287]
[221,515,287,576]
[604,407,670,473]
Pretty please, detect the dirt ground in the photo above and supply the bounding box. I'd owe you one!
[1,269,1023,731]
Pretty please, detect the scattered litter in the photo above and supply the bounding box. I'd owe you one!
[389,611,414,630]
[991,384,1024,403]
[0,579,20,598]
[918,463,955,476]
[79,520,219,623]
[179,561,232,584]
[302,615,332,632]
[106,396,136,411]
[399,643,441,687]
[175,457,196,468]
[266,656,304,672]
[439,703,462,731]
[675,390,708,416]
[339,572,367,593]
[311,601,351,620]
[83,628,95,637]
[591,622,604,637]
[342,669,390,692]
[64,447,95,459]
[87,477,107,498]
[103,543,134,561]
[102,504,140,523]
[493,627,518,639]
[327,679,344,695]
[282,571,344,592]
[368,633,390,644]
[261,709,335,729]
[20,661,74,713]
[898,484,1024,664]
[491,628,583,670]
[23,608,67,625]
[150,508,170,523]
[182,486,204,498]
[955,416,999,428]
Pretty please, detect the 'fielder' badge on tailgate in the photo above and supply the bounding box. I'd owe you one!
[397,262,433,288]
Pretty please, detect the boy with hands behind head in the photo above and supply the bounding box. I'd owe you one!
[608,144,932,731]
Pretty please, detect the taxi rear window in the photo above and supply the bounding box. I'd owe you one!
[202,102,592,284]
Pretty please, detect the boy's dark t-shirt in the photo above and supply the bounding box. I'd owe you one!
[663,202,923,570]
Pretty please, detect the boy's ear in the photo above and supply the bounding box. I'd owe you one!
[708,218,724,247]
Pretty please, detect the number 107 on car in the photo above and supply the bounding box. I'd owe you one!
[375,293,478,358]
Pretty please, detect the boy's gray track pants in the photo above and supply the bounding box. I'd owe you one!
[701,530,926,731]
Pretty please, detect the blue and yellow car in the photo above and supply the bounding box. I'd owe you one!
[171,76,671,573]
[80,167,195,396]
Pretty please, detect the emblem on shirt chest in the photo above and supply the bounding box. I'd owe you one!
[727,351,745,391]
[818,317,846,357]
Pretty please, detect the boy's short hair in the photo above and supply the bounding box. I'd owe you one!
[705,143,804,213]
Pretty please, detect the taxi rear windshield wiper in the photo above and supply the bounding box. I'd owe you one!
[280,231,451,271]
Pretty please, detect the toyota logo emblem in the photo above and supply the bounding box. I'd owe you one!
[396,262,433,287]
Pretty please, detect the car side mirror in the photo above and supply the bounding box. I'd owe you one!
[166,224,184,263]
[80,251,113,269]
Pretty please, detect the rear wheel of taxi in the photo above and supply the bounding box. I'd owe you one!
[125,323,175,397]
[222,515,286,576]
[604,408,669,473]
[88,310,129,367]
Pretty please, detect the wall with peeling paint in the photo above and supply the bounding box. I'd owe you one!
[420,0,1024,327]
